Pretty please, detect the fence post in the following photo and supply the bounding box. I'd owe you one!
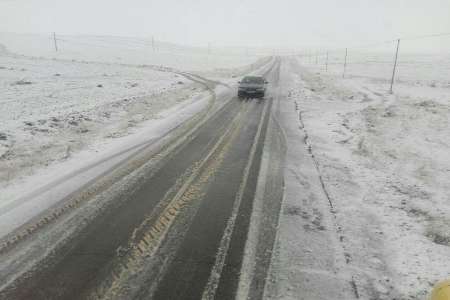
[389,39,400,94]
[325,51,329,72]
[53,32,58,52]
[343,48,348,78]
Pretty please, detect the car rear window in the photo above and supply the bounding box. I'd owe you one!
[242,76,264,84]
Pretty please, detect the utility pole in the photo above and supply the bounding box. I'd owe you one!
[325,51,329,72]
[53,32,58,52]
[389,39,400,94]
[343,48,348,78]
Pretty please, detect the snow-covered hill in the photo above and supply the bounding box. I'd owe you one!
[0,32,267,72]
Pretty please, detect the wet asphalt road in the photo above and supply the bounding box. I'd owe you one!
[0,60,284,300]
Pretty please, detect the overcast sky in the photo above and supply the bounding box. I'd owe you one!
[1,0,449,48]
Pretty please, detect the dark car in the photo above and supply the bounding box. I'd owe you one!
[238,76,268,99]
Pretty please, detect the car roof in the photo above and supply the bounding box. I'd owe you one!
[243,75,264,79]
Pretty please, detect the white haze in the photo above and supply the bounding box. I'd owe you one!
[1,0,450,50]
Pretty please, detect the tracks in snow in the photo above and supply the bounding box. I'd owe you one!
[0,71,219,254]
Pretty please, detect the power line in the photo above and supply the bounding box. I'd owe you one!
[399,32,450,41]
[302,31,450,58]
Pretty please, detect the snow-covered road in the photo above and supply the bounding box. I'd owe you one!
[0,36,271,241]
[0,55,279,300]
[0,33,448,299]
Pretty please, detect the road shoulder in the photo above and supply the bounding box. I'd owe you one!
[263,58,357,300]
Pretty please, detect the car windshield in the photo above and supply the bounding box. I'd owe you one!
[242,76,264,84]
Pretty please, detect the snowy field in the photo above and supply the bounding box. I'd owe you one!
[273,56,450,299]
[0,51,205,189]
[300,38,450,92]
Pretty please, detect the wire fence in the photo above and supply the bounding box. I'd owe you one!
[297,33,450,93]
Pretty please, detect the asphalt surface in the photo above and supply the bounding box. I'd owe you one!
[0,60,284,300]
